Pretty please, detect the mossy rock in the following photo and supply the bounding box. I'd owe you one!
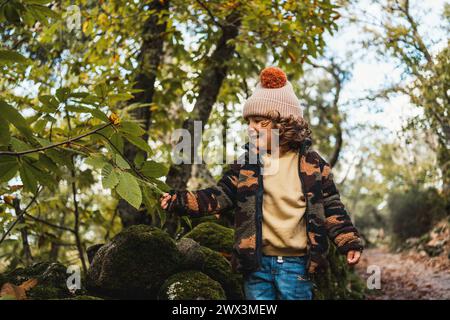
[0,261,74,300]
[63,295,103,300]
[183,222,234,255]
[176,238,244,300]
[158,270,226,300]
[86,225,182,299]
[190,214,232,229]
[86,244,104,264]
[312,244,366,300]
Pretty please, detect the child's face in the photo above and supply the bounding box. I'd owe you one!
[245,116,275,151]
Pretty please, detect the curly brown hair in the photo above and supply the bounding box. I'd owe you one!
[248,109,312,153]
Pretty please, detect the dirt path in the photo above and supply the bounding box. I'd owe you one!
[355,247,450,300]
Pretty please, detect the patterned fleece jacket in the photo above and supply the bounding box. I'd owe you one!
[164,138,364,276]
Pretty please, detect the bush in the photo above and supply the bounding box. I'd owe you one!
[388,186,447,244]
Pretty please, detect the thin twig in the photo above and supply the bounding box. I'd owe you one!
[65,109,88,275]
[24,213,75,233]
[195,0,224,29]
[0,122,113,156]
[0,187,43,245]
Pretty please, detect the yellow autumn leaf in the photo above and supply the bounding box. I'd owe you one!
[82,20,91,34]
[98,13,109,27]
[109,112,121,125]
[0,278,38,300]
[3,195,15,205]
[288,51,296,63]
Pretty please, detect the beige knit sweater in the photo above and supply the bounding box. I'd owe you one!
[261,149,308,256]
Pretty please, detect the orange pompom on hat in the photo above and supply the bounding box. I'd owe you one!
[243,66,303,120]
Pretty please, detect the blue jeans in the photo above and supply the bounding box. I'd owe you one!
[243,255,313,300]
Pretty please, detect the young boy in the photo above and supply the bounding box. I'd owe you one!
[160,66,363,300]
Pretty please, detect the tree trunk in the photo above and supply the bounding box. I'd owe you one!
[49,210,67,261]
[118,0,170,228]
[166,10,242,191]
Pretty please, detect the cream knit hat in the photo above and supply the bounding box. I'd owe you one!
[243,66,303,120]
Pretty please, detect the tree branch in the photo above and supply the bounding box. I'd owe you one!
[0,187,42,245]
[0,122,113,157]
[25,213,75,233]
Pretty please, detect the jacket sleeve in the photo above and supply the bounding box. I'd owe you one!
[164,163,240,218]
[318,154,364,254]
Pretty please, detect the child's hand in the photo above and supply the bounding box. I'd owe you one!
[346,250,361,265]
[159,192,172,210]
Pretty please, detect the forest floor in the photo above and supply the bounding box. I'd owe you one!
[355,246,450,300]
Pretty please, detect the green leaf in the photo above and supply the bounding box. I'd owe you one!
[119,121,146,137]
[181,215,192,230]
[80,95,101,105]
[141,160,168,178]
[159,210,167,228]
[11,137,39,160]
[33,119,48,133]
[134,152,145,168]
[151,177,171,192]
[56,87,71,102]
[116,172,142,209]
[28,4,59,25]
[46,149,72,169]
[3,3,20,24]
[94,82,108,98]
[122,133,152,154]
[114,154,130,169]
[0,100,33,138]
[69,92,89,99]
[66,105,108,122]
[26,159,55,190]
[20,163,38,193]
[85,155,107,169]
[0,117,11,145]
[23,0,53,4]
[108,92,134,104]
[0,50,28,65]
[38,154,60,176]
[89,108,109,122]
[0,156,19,182]
[38,95,59,111]
[109,133,124,153]
[142,186,157,221]
[65,104,92,113]
[102,163,119,189]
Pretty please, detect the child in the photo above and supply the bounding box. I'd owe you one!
[160,66,363,300]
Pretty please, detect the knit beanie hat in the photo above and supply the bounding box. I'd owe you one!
[243,66,303,121]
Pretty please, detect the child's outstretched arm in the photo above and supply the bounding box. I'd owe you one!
[160,163,240,218]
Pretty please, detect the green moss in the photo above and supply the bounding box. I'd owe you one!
[312,244,366,300]
[87,225,182,299]
[158,271,226,300]
[176,238,244,300]
[0,261,74,300]
[190,215,231,228]
[63,295,103,300]
[183,222,234,255]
